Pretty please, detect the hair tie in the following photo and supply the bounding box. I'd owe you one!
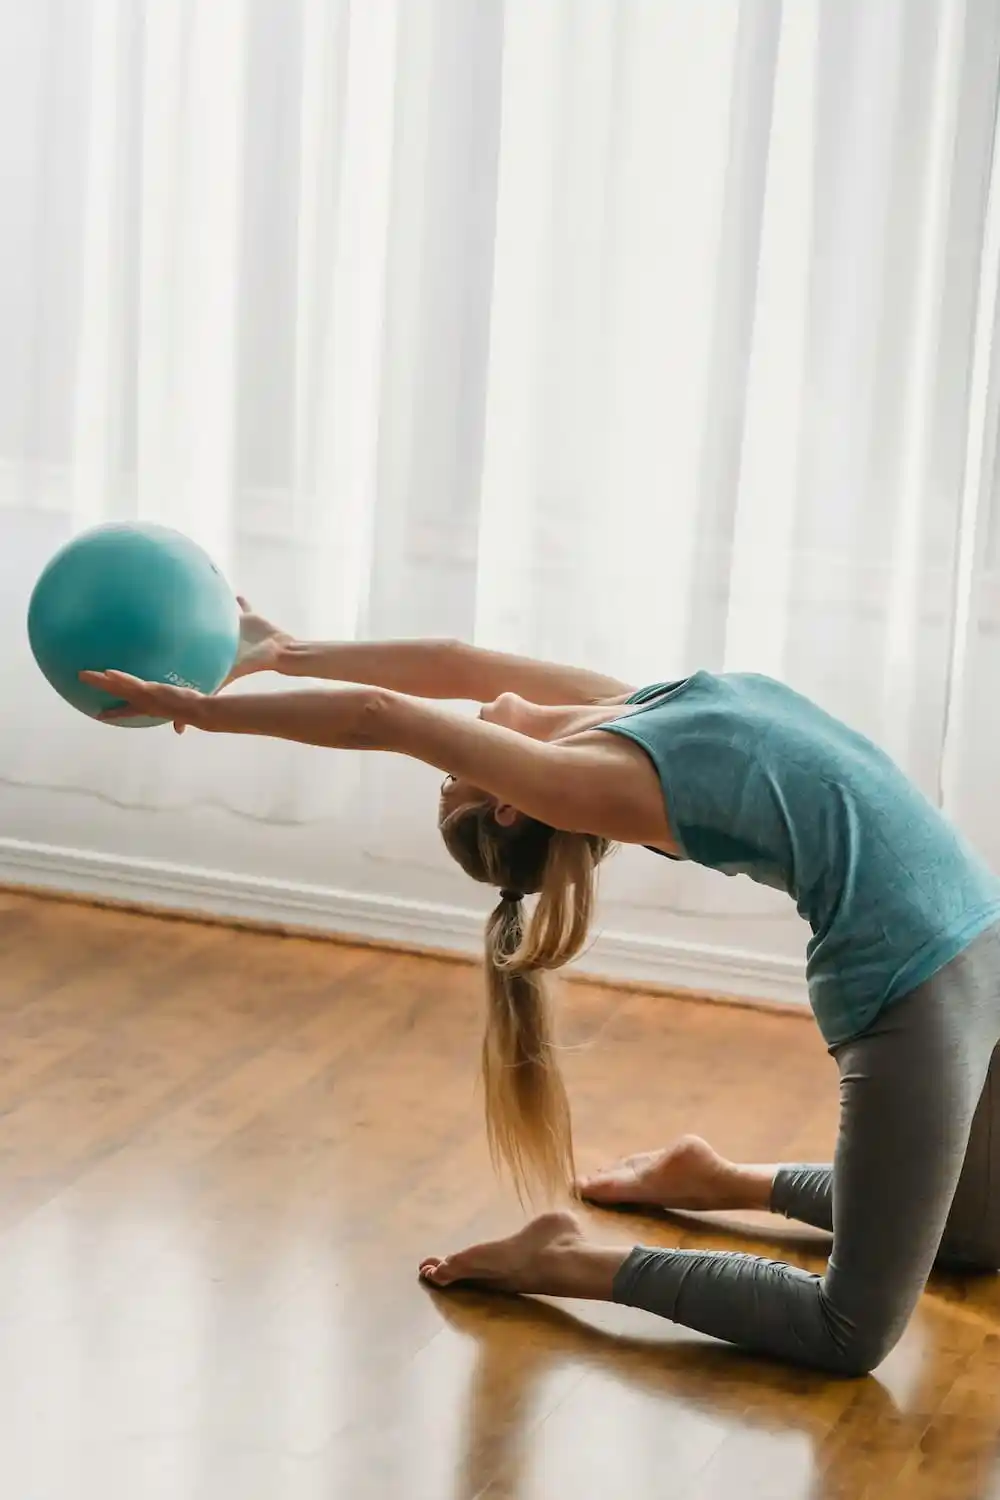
[499,888,523,904]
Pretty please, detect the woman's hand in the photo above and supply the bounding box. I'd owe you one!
[79,600,291,731]
[79,670,211,734]
[225,597,292,685]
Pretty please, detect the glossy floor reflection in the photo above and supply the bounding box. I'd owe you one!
[0,891,997,1498]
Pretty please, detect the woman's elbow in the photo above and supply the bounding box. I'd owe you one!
[348,687,397,750]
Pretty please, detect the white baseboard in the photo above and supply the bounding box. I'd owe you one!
[0,836,808,1010]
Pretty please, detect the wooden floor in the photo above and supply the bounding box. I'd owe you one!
[0,893,997,1499]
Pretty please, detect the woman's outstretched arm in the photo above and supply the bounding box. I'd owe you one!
[79,671,670,846]
[276,637,634,706]
[231,605,632,704]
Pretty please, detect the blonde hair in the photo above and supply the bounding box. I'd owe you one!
[440,802,610,1201]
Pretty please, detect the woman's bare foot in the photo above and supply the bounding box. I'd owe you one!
[419,1211,628,1300]
[576,1134,766,1212]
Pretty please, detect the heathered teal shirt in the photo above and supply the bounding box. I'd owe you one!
[600,671,1000,1046]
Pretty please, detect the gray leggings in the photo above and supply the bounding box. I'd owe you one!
[612,921,1000,1375]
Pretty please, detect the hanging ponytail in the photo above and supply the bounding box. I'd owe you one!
[478,831,607,1200]
[481,894,573,1201]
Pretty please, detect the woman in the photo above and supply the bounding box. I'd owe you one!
[81,603,1000,1376]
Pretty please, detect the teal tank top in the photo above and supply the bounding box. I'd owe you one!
[599,671,1000,1046]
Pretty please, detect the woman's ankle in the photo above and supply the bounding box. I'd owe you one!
[721,1161,779,1212]
[538,1241,630,1300]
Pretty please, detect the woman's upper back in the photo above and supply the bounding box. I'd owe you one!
[598,671,1000,1045]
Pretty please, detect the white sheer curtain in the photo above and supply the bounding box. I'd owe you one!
[2,0,1000,973]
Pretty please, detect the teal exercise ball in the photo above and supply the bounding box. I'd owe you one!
[27,522,240,728]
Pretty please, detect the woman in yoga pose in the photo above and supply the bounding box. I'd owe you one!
[82,603,1000,1376]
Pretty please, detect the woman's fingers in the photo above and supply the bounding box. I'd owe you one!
[79,669,204,725]
[95,706,139,722]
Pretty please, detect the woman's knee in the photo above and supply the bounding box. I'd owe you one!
[813,1285,906,1377]
[819,1323,899,1377]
